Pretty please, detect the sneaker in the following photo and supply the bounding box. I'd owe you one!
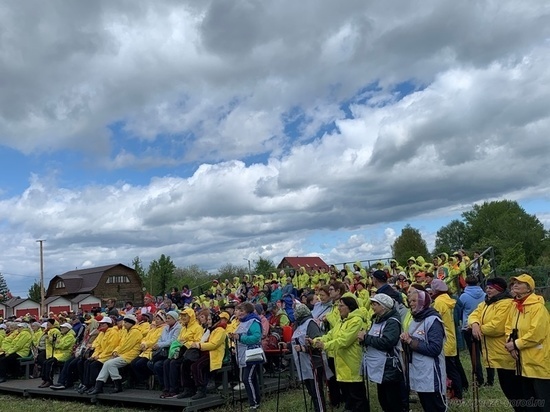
[249,405,260,411]
[50,384,66,390]
[163,393,178,399]
[233,382,245,390]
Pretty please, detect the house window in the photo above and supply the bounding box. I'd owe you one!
[106,275,130,284]
[55,280,65,289]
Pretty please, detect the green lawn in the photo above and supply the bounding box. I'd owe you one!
[0,352,514,412]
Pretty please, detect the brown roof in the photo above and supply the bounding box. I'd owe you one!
[277,256,329,269]
[51,263,130,295]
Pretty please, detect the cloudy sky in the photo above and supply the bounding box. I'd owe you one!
[1,1,550,297]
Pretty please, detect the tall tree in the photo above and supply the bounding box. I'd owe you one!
[434,219,467,255]
[0,272,10,301]
[28,281,43,302]
[148,254,176,296]
[254,257,277,276]
[462,200,547,268]
[391,224,429,266]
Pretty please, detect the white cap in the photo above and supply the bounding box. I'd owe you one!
[60,323,72,329]
[0,324,6,329]
[99,316,113,324]
[41,322,48,328]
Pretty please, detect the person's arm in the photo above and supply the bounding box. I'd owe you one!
[410,320,444,358]
[323,316,362,352]
[364,318,401,351]
[240,321,262,345]
[199,328,226,351]
[514,304,549,350]
[477,300,511,337]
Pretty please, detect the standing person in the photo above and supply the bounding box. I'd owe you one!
[312,296,368,412]
[468,277,523,411]
[459,276,487,386]
[229,302,263,411]
[504,274,550,411]
[283,304,328,412]
[311,286,332,332]
[358,293,406,412]
[430,279,465,400]
[400,289,446,412]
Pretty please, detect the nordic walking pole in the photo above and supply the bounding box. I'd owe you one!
[471,340,480,412]
[233,336,243,412]
[276,343,284,412]
[362,347,371,412]
[295,338,309,412]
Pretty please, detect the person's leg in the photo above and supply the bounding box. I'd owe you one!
[161,358,172,392]
[379,381,405,412]
[326,357,342,407]
[455,353,469,392]
[417,391,446,412]
[345,381,368,412]
[152,359,165,390]
[497,368,524,412]
[521,377,539,412]
[445,356,463,399]
[532,378,550,412]
[242,364,260,407]
[377,383,389,412]
[180,358,195,392]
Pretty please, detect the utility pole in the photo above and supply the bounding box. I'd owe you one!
[36,239,45,317]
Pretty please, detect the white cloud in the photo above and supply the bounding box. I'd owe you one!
[1,1,550,297]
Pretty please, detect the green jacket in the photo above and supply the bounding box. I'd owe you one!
[320,309,364,382]
[7,328,32,357]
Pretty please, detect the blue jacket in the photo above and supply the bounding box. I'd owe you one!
[458,286,485,328]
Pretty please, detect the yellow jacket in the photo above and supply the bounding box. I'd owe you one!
[433,293,457,357]
[95,327,121,363]
[178,308,204,348]
[137,321,151,338]
[198,325,228,371]
[469,296,515,370]
[318,309,364,382]
[139,325,164,359]
[0,329,6,348]
[32,329,43,348]
[114,326,142,362]
[7,328,32,357]
[48,330,76,362]
[505,294,550,379]
[45,328,61,358]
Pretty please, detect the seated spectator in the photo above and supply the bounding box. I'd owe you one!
[183,312,229,399]
[0,322,33,383]
[39,322,76,388]
[149,311,182,393]
[160,309,203,398]
[87,314,142,394]
[129,312,165,388]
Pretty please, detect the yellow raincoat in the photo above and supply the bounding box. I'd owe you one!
[433,293,457,357]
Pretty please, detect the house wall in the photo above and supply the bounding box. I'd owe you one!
[12,301,41,318]
[48,305,71,314]
[93,266,143,305]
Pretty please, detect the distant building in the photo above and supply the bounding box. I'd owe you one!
[46,263,143,310]
[3,297,41,318]
[277,256,329,273]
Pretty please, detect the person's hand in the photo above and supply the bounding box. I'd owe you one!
[357,331,366,342]
[504,341,516,352]
[400,332,412,344]
[313,340,324,350]
[112,351,119,358]
[471,323,483,341]
[293,344,301,352]
[191,342,200,349]
[509,349,519,360]
[152,344,159,350]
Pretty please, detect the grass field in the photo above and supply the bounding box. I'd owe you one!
[0,350,513,412]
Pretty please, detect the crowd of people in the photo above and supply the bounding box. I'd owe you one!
[0,251,549,412]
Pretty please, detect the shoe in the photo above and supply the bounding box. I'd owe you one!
[38,381,52,388]
[87,381,104,395]
[50,384,66,390]
[206,381,216,391]
[111,379,123,393]
[159,390,170,398]
[78,385,89,394]
[249,405,260,411]
[191,388,206,400]
[233,382,245,390]
[0,378,6,384]
[162,392,178,399]
[176,388,196,399]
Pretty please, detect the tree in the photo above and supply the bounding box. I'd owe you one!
[434,219,467,255]
[28,281,43,302]
[254,257,277,276]
[0,272,10,301]
[462,200,547,269]
[391,224,429,266]
[147,254,176,296]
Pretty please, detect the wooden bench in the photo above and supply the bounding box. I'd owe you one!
[18,355,35,379]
